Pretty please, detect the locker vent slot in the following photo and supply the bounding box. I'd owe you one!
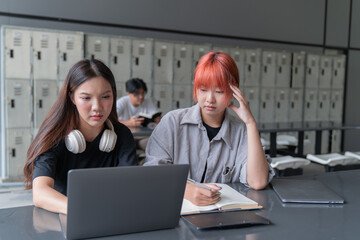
[42,86,49,96]
[180,48,186,58]
[160,46,167,57]
[41,36,49,48]
[95,43,102,52]
[199,48,204,58]
[117,45,124,54]
[281,55,287,65]
[250,54,256,63]
[14,85,22,96]
[234,53,240,62]
[15,136,23,144]
[66,38,74,50]
[160,90,166,98]
[179,91,185,99]
[13,33,22,46]
[139,44,145,55]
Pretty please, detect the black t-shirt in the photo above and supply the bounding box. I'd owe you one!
[32,121,137,195]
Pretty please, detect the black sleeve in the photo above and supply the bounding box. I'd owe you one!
[32,146,60,180]
[113,122,138,166]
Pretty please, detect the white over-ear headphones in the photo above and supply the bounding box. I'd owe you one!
[65,119,117,154]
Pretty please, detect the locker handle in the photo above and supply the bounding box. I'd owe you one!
[158,59,161,67]
[321,69,324,75]
[91,54,95,60]
[277,102,280,108]
[291,102,294,109]
[308,68,311,74]
[264,66,267,73]
[334,70,337,76]
[37,51,41,60]
[176,101,180,108]
[294,67,298,74]
[262,102,266,109]
[278,66,282,73]
[114,56,118,64]
[10,49,14,58]
[135,57,139,65]
[157,101,160,108]
[63,53,67,61]
[12,149,16,157]
[11,99,15,108]
[307,102,310,108]
[39,100,43,108]
[177,60,181,68]
[248,64,251,71]
[332,102,335,109]
[320,102,323,108]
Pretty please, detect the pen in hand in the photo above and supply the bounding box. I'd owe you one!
[187,178,222,194]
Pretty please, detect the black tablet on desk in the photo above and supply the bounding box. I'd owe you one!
[182,211,270,230]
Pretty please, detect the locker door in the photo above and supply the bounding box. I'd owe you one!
[305,54,320,89]
[275,89,290,122]
[6,128,32,179]
[230,48,245,89]
[85,35,110,65]
[32,31,58,80]
[131,39,153,84]
[110,37,131,83]
[332,55,346,89]
[259,88,275,123]
[330,89,344,122]
[4,28,31,79]
[319,56,332,89]
[331,130,342,153]
[154,41,174,84]
[292,52,306,88]
[34,80,58,129]
[244,48,261,87]
[244,87,260,122]
[321,130,330,154]
[59,33,84,82]
[193,44,211,70]
[5,80,32,128]
[173,84,193,109]
[261,51,276,87]
[276,51,291,88]
[303,131,316,155]
[212,46,230,54]
[115,81,126,99]
[289,89,304,122]
[153,84,173,114]
[317,90,330,121]
[303,89,318,121]
[173,43,192,85]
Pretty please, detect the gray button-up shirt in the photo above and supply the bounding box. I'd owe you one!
[144,104,274,186]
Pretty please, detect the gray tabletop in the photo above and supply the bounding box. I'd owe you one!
[1,170,360,240]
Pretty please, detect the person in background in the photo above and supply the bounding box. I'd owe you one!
[116,78,161,151]
[24,59,137,214]
[144,51,274,206]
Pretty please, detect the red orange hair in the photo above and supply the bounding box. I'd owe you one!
[193,51,239,103]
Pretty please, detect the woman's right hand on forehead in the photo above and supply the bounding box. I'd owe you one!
[228,84,256,126]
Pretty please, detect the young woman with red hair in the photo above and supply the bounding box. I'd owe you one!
[145,51,274,206]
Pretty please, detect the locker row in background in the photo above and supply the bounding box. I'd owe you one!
[0,25,346,180]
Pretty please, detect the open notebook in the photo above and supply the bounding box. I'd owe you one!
[181,184,261,215]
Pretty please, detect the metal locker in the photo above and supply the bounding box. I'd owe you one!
[288,89,304,122]
[115,81,126,99]
[331,55,346,89]
[305,54,320,89]
[317,90,330,121]
[259,88,275,123]
[192,44,211,70]
[261,51,276,87]
[321,130,330,154]
[212,45,230,54]
[131,39,153,84]
[154,41,174,84]
[318,55,332,89]
[173,43,193,85]
[230,48,245,89]
[110,37,131,83]
[32,31,58,80]
[303,89,318,121]
[5,128,32,180]
[153,84,173,114]
[276,51,291,88]
[4,28,31,79]
[59,33,84,82]
[275,88,290,122]
[34,80,58,130]
[244,87,260,122]
[244,48,261,87]
[329,89,344,122]
[303,131,316,155]
[85,35,110,65]
[173,84,193,109]
[331,130,342,153]
[5,80,32,128]
[291,52,306,88]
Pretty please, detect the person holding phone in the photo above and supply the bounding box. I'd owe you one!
[144,51,274,206]
[24,59,137,214]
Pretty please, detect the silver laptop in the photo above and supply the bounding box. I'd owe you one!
[271,178,344,204]
[59,164,189,239]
